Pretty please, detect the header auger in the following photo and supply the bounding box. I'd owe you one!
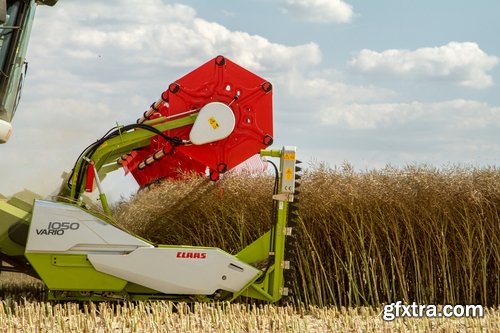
[1,55,301,303]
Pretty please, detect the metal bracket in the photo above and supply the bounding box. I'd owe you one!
[280,287,289,296]
[272,193,294,202]
[281,260,290,269]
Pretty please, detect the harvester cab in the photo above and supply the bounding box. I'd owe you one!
[1,54,301,303]
[0,0,58,143]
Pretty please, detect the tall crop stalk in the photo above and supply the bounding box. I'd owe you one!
[114,165,500,307]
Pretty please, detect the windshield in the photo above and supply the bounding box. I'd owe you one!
[0,0,25,121]
[0,1,20,79]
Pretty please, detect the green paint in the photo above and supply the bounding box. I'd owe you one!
[69,114,197,201]
[26,253,127,291]
[0,200,31,256]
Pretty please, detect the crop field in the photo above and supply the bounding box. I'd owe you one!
[0,273,498,332]
[1,165,499,331]
[115,164,500,307]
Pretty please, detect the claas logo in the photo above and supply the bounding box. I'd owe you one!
[176,251,207,259]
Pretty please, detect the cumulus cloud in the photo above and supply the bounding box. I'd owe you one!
[303,99,500,169]
[280,0,354,23]
[273,94,500,170]
[278,74,394,103]
[319,99,500,129]
[33,1,321,73]
[349,42,499,89]
[2,96,118,197]
[262,68,499,167]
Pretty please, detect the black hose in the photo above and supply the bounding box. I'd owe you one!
[255,159,280,282]
[68,123,184,200]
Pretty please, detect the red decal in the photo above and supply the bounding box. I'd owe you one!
[85,162,95,193]
[176,251,207,259]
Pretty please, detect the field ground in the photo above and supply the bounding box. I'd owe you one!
[1,167,499,331]
[0,273,498,332]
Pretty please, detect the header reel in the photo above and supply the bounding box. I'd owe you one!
[121,55,274,185]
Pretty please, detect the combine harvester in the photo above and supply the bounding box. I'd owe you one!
[0,1,301,302]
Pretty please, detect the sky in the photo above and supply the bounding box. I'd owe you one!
[1,0,500,202]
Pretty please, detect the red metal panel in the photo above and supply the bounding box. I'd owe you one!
[124,56,273,187]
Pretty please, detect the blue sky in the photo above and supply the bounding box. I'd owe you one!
[1,0,499,201]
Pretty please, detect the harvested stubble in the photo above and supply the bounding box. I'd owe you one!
[114,165,500,308]
[0,274,499,333]
[0,301,498,333]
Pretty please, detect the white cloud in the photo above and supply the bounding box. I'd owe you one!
[33,1,321,73]
[299,99,500,169]
[319,99,500,129]
[280,0,354,23]
[277,73,394,103]
[3,97,117,197]
[349,42,499,89]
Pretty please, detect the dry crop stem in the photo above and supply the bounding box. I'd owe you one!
[114,165,500,307]
[0,301,498,332]
[0,273,499,333]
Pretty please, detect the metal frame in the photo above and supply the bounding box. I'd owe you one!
[16,115,299,302]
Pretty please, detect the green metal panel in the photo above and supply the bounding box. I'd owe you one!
[237,281,275,302]
[6,189,41,212]
[270,200,288,300]
[91,115,197,170]
[0,200,31,256]
[234,148,296,302]
[236,230,271,263]
[69,114,197,203]
[25,253,127,291]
